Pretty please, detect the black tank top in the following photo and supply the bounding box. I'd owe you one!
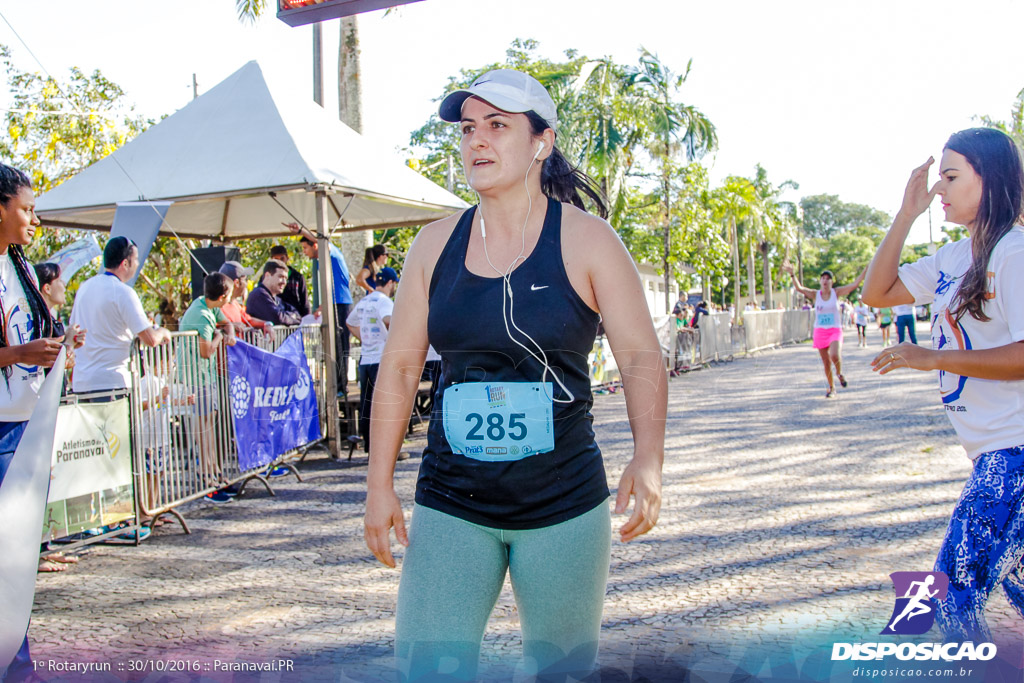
[417,198,610,530]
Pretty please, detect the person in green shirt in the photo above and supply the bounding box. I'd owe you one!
[877,306,893,347]
[178,272,235,488]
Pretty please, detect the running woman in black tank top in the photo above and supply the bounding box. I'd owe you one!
[364,69,667,681]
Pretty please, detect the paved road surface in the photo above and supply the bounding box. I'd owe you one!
[28,329,1017,681]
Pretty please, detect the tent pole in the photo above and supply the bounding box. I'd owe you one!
[316,190,340,458]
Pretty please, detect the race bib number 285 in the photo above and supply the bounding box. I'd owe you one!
[442,382,555,462]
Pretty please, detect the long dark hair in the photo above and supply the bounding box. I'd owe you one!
[0,164,55,383]
[362,244,386,272]
[524,111,608,219]
[945,128,1024,322]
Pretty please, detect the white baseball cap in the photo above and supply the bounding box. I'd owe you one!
[439,69,558,129]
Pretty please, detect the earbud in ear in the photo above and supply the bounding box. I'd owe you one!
[536,141,545,155]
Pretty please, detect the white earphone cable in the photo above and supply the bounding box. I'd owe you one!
[478,142,575,404]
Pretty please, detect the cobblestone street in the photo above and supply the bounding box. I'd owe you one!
[28,329,1019,681]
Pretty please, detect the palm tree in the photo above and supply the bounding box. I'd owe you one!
[561,58,645,230]
[627,49,717,310]
[235,1,362,131]
[748,165,798,309]
[710,176,757,310]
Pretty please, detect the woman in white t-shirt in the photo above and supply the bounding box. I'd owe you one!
[864,128,1024,640]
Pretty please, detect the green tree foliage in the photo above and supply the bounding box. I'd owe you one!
[0,46,152,196]
[799,194,890,240]
[0,45,154,301]
[0,46,297,325]
[900,242,931,265]
[801,232,874,286]
[979,87,1024,150]
[942,224,968,243]
[409,40,721,306]
[709,175,758,306]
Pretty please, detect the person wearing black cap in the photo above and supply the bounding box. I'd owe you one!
[346,267,400,457]
[363,69,666,681]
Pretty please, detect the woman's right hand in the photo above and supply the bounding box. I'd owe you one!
[19,338,63,368]
[900,157,938,219]
[364,487,408,568]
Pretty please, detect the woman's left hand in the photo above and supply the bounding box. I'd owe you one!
[615,456,662,542]
[64,347,75,370]
[871,342,936,374]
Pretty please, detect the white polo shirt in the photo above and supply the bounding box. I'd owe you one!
[69,273,151,392]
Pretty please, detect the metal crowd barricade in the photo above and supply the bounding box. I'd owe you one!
[742,310,814,353]
[697,313,735,364]
[46,388,147,552]
[128,323,330,532]
[693,310,813,366]
[671,328,698,372]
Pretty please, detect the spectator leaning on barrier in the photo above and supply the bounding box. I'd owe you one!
[284,221,353,396]
[672,294,687,329]
[69,236,171,395]
[269,244,309,317]
[345,266,399,456]
[178,272,236,491]
[218,260,268,334]
[246,259,302,327]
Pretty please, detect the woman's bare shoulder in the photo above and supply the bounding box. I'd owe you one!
[560,202,630,267]
[404,209,468,292]
[408,210,465,264]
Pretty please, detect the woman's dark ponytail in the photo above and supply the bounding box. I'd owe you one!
[525,111,608,219]
[361,244,387,272]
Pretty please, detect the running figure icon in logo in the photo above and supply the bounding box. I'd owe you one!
[881,571,949,635]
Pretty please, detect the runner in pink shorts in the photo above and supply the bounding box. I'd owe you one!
[784,262,866,398]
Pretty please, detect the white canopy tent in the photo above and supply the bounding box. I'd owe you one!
[35,60,466,239]
[36,60,468,456]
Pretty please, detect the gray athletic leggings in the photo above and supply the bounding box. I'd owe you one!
[395,501,612,682]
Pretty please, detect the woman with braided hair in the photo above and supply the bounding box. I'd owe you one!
[0,163,68,681]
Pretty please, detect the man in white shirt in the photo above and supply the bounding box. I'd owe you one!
[69,236,171,394]
[346,267,397,455]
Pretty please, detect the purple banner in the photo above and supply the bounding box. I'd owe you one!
[226,333,320,471]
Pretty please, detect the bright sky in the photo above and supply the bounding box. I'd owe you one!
[2,0,1023,245]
